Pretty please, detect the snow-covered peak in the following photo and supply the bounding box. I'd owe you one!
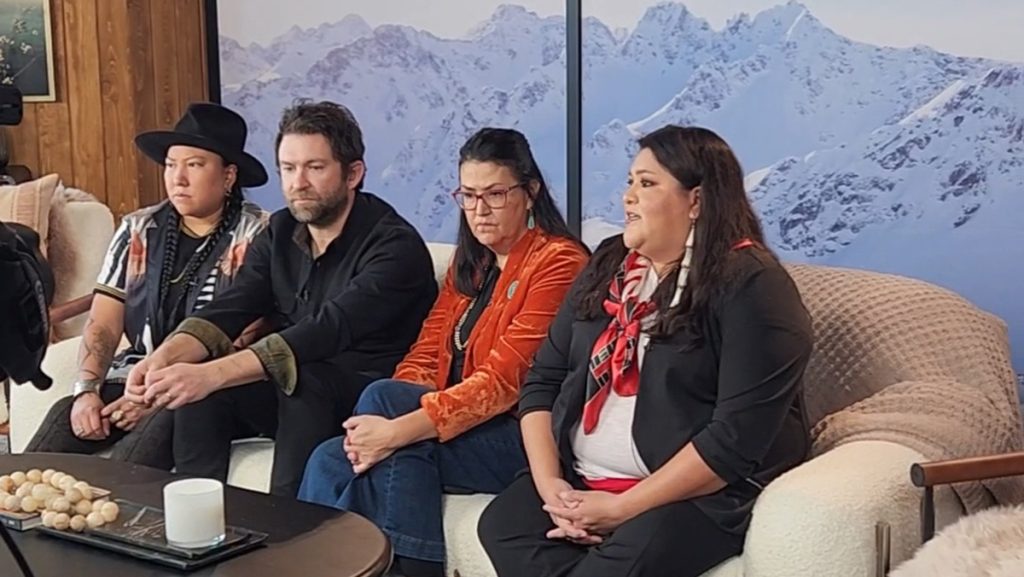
[721,0,832,58]
[468,4,555,40]
[749,63,1024,259]
[582,16,618,56]
[245,15,375,80]
[901,64,1024,124]
[635,1,695,28]
[750,1,812,36]
[266,15,371,53]
[623,2,714,64]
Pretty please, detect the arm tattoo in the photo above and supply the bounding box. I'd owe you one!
[78,316,119,382]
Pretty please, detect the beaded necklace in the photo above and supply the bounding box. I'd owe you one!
[453,265,495,351]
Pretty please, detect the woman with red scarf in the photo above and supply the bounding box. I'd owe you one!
[479,125,814,577]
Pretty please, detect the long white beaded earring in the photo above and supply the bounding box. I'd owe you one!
[670,222,696,308]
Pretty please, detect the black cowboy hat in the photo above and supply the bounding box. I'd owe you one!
[134,102,268,187]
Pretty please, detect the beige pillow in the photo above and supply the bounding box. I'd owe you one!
[0,173,61,256]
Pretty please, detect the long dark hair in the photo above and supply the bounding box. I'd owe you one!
[453,127,581,297]
[156,182,244,333]
[575,125,771,341]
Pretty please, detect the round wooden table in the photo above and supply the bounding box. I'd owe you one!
[0,454,391,576]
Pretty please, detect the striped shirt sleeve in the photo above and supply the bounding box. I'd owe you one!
[94,220,131,301]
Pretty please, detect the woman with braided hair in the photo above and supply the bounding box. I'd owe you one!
[26,103,270,470]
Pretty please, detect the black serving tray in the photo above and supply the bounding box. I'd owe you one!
[36,499,268,571]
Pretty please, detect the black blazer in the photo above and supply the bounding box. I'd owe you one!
[519,236,814,535]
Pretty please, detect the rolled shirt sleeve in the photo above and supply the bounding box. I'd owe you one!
[690,265,813,484]
[93,220,131,302]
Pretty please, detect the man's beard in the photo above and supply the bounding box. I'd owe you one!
[288,188,350,226]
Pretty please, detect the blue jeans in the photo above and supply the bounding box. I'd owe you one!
[298,379,526,562]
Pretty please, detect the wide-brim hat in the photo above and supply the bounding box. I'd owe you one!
[134,102,268,188]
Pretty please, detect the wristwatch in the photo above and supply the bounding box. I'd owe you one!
[71,379,103,398]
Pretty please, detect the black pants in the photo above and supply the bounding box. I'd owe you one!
[25,384,175,470]
[172,361,373,497]
[478,475,744,577]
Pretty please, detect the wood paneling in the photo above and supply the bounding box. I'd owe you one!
[63,0,107,202]
[5,0,209,218]
[35,0,75,188]
[127,0,158,208]
[176,0,207,107]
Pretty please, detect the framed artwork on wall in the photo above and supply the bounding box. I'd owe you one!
[0,0,56,102]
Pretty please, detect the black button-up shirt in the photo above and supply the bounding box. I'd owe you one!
[174,192,438,394]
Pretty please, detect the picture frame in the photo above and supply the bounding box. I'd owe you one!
[0,0,57,102]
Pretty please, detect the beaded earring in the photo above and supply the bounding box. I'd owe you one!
[670,222,696,308]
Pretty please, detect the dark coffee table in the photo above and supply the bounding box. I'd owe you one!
[0,454,391,576]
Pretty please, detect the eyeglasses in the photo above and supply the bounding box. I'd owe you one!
[451,183,527,210]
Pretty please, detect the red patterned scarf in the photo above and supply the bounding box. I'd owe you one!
[582,238,756,435]
[582,251,656,434]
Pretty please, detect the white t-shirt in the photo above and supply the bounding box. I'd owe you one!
[571,268,659,480]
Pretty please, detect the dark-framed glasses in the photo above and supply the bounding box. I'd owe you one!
[451,182,527,210]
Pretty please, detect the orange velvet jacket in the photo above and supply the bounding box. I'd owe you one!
[393,229,588,441]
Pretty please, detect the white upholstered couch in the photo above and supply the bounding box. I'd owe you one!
[16,237,1002,577]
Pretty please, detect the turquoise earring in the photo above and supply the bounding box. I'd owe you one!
[527,209,536,230]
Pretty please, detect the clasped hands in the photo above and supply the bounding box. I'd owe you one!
[122,357,218,410]
[537,477,633,545]
[342,415,403,474]
[70,392,154,440]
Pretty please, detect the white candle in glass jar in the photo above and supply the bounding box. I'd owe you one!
[163,478,226,549]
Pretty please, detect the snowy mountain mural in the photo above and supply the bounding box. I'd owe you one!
[219,4,568,241]
[218,1,1024,369]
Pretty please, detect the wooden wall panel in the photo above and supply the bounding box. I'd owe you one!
[176,0,207,107]
[8,105,40,181]
[35,0,74,186]
[150,1,181,131]
[5,0,208,218]
[63,0,107,203]
[97,0,139,216]
[127,0,159,208]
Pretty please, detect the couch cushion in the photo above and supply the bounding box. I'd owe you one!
[226,438,275,493]
[443,494,498,577]
[0,173,60,255]
[426,242,455,286]
[49,196,115,339]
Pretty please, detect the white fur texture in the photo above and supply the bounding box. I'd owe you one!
[891,505,1024,577]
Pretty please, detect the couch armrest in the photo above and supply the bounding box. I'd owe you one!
[739,441,962,577]
[908,450,1024,542]
[9,336,83,452]
[49,294,93,327]
[910,451,1024,487]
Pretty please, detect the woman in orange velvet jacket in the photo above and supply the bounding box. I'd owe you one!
[298,128,589,577]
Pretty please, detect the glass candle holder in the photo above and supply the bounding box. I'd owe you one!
[162,478,226,549]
